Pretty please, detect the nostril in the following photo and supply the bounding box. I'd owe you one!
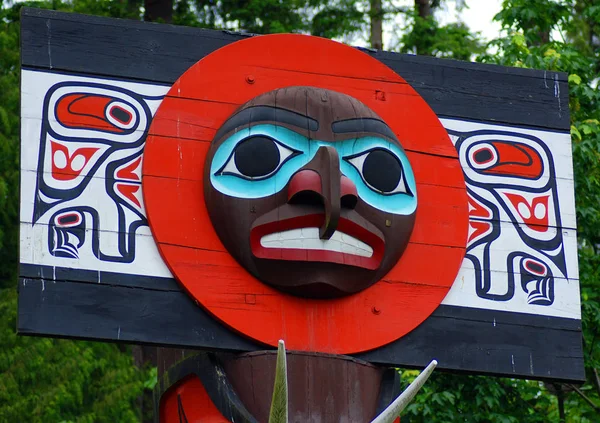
[340,175,358,209]
[341,194,357,209]
[288,169,322,203]
[289,190,325,207]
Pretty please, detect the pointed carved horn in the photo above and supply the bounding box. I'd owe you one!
[370,359,438,423]
[268,340,289,423]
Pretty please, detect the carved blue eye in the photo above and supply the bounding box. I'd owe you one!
[216,135,300,180]
[345,148,412,196]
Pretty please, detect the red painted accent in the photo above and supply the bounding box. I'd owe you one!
[55,212,82,227]
[467,193,493,243]
[524,258,547,276]
[107,104,133,126]
[56,93,128,133]
[50,141,99,181]
[116,183,142,208]
[287,171,358,204]
[483,142,543,179]
[250,214,385,270]
[116,156,142,181]
[468,220,492,244]
[473,146,495,165]
[143,35,469,354]
[341,175,358,199]
[159,375,230,423]
[288,170,322,200]
[468,194,493,220]
[504,192,549,232]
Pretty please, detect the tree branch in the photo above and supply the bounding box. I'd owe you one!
[593,367,600,398]
[568,384,600,412]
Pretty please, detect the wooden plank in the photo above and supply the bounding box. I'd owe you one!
[17,277,585,382]
[356,306,584,382]
[21,109,575,185]
[20,8,570,131]
[19,260,580,293]
[18,262,581,325]
[19,216,579,282]
[20,262,180,291]
[17,277,259,350]
[142,175,469,249]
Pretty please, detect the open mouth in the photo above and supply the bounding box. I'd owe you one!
[260,227,374,257]
[250,214,384,270]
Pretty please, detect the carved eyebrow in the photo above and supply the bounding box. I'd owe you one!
[214,106,319,140]
[331,118,397,140]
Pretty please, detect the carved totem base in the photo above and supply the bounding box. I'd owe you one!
[155,350,401,423]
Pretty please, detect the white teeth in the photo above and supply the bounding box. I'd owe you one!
[259,227,373,258]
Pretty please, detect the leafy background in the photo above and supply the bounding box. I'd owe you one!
[1,0,599,421]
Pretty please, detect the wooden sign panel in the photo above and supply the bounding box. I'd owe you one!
[18,7,583,382]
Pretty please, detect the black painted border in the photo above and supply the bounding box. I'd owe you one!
[20,7,570,131]
[17,264,585,382]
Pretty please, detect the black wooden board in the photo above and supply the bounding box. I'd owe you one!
[17,266,584,382]
[20,7,570,131]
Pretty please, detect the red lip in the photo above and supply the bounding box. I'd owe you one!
[250,214,385,270]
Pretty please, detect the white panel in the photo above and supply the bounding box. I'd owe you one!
[441,118,580,319]
[441,118,575,181]
[443,266,581,319]
[20,222,172,278]
[20,70,580,321]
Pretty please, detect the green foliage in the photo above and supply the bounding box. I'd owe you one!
[495,0,570,45]
[310,2,365,40]
[172,0,313,33]
[0,2,21,289]
[399,14,485,60]
[401,370,558,422]
[0,2,155,422]
[218,0,311,33]
[0,288,153,422]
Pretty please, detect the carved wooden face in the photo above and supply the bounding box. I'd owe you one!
[204,87,417,298]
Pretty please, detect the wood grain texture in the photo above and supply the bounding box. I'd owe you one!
[140,35,468,354]
[223,352,383,423]
[17,275,585,382]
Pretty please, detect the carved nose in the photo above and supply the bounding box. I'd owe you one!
[287,146,358,240]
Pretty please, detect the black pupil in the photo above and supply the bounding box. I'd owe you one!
[111,106,131,124]
[526,261,545,274]
[58,214,78,225]
[234,136,280,178]
[474,148,493,163]
[362,149,402,193]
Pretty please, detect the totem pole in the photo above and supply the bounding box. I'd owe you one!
[18,8,583,423]
[143,34,454,421]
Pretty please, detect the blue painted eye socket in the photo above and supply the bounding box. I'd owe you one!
[210,125,311,199]
[216,135,301,180]
[209,124,417,215]
[344,148,413,196]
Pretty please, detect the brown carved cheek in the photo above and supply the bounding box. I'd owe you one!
[204,187,287,276]
[353,201,417,280]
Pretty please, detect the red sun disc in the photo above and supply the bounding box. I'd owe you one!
[142,34,468,354]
